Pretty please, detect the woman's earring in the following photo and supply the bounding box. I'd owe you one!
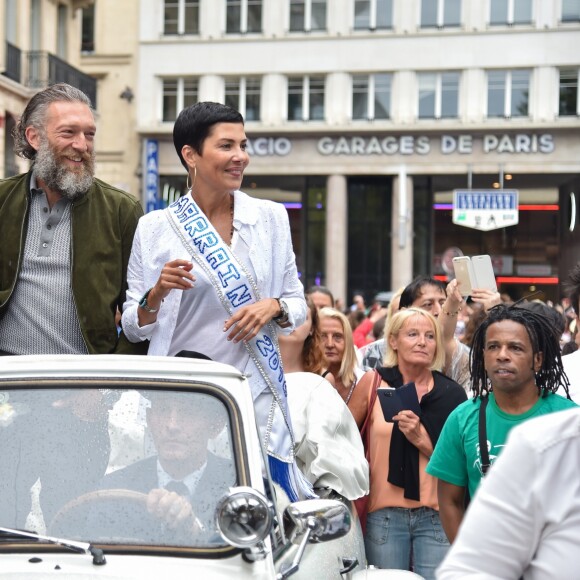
[186,166,197,191]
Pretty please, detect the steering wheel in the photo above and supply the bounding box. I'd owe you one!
[50,489,151,541]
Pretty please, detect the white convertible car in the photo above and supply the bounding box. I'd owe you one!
[0,355,418,579]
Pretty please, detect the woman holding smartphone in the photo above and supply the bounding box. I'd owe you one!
[359,308,466,580]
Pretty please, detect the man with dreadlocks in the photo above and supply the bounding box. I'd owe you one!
[426,303,577,543]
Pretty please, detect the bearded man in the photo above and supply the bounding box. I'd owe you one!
[0,84,145,527]
[0,83,144,356]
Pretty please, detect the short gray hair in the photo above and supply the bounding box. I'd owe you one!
[12,83,94,160]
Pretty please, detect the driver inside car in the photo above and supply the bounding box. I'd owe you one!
[83,391,236,545]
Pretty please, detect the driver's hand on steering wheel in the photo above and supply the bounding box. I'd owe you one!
[146,488,202,533]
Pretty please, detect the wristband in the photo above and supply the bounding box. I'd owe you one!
[139,288,159,313]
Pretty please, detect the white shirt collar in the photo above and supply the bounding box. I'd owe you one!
[156,459,207,496]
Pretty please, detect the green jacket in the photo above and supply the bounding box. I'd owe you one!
[0,171,148,355]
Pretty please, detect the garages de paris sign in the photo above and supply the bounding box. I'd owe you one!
[453,190,519,231]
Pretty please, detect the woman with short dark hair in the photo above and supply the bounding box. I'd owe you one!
[122,102,310,501]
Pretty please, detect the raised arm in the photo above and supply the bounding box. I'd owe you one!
[440,279,465,373]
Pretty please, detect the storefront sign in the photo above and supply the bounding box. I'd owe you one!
[246,137,292,156]
[144,139,159,213]
[452,189,519,231]
[316,134,554,156]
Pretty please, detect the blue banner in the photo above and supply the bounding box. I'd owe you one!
[145,139,159,213]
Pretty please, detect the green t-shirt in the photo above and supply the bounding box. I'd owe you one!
[426,392,577,498]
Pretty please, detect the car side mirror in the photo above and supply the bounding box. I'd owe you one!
[278,499,351,580]
[283,499,351,545]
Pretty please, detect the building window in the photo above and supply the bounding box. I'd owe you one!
[420,0,461,28]
[226,0,262,33]
[225,77,261,121]
[487,69,529,118]
[354,0,393,29]
[162,78,198,122]
[164,0,199,35]
[489,0,532,25]
[81,4,95,52]
[352,74,391,120]
[288,76,325,121]
[562,0,580,21]
[418,72,459,119]
[559,69,579,116]
[289,0,327,32]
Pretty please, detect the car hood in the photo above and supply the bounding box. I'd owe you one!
[0,552,275,579]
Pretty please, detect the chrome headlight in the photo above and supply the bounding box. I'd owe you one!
[216,486,274,548]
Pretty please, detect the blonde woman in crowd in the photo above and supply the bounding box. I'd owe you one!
[319,307,369,428]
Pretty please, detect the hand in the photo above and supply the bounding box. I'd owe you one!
[393,410,424,446]
[146,488,199,532]
[394,410,434,456]
[471,288,502,312]
[150,259,196,307]
[445,278,464,306]
[223,298,279,343]
[369,306,389,323]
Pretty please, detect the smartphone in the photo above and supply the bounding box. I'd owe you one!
[452,256,475,296]
[452,255,497,296]
[377,383,421,422]
[471,255,498,293]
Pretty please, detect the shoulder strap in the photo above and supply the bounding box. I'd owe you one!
[478,396,490,475]
[360,370,381,442]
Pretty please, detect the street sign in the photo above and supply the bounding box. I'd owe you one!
[452,189,519,231]
[144,139,159,213]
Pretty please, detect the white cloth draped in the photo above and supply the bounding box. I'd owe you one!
[286,372,369,500]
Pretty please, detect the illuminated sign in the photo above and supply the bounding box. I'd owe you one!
[453,190,519,231]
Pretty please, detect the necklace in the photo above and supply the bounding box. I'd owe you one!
[229,195,234,244]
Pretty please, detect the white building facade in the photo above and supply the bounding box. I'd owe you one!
[137,0,580,304]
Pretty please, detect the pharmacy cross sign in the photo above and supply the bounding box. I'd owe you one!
[452,189,519,231]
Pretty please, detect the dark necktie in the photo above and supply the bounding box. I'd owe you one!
[165,480,190,498]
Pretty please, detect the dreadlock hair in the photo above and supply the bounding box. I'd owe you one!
[469,302,570,400]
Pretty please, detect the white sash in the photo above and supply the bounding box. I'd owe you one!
[166,193,313,501]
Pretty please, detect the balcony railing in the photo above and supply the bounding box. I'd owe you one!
[2,42,22,83]
[25,51,97,108]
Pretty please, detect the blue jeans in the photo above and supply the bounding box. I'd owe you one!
[364,507,449,580]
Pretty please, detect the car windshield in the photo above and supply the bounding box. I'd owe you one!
[0,385,238,549]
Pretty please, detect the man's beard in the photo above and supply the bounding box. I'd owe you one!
[34,137,95,201]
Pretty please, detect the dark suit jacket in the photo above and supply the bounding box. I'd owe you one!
[92,452,236,544]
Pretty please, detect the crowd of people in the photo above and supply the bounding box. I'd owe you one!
[1,83,579,579]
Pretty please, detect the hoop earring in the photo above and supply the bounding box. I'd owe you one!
[186,166,197,191]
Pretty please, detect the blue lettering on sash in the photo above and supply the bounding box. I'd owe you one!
[184,216,208,237]
[218,264,242,288]
[256,335,286,392]
[193,231,219,253]
[207,248,229,270]
[226,283,252,306]
[171,196,189,212]
[257,335,276,358]
[176,202,200,223]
